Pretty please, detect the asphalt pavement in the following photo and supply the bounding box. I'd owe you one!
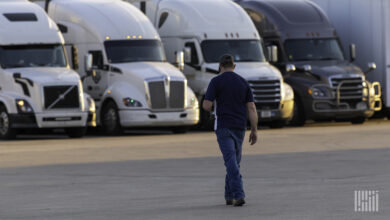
[0,121,389,219]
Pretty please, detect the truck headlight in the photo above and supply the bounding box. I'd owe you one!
[309,86,331,98]
[87,97,96,112]
[15,99,34,113]
[282,83,294,100]
[188,96,199,108]
[123,98,143,107]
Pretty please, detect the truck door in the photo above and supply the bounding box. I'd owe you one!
[83,50,109,101]
[183,41,202,93]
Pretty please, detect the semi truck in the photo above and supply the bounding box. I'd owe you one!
[128,0,295,129]
[0,0,95,139]
[40,0,200,134]
[237,0,382,125]
[310,0,390,117]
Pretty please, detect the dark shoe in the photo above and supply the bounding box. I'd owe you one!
[233,198,246,207]
[226,200,233,205]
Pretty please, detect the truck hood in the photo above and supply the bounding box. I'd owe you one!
[292,61,364,82]
[4,67,81,85]
[204,62,283,80]
[111,62,186,81]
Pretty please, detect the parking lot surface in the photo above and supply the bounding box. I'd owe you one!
[0,120,389,219]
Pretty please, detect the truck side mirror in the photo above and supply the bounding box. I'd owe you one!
[365,62,377,75]
[184,47,192,64]
[349,44,356,62]
[368,62,376,71]
[176,51,185,71]
[303,64,312,72]
[266,45,278,63]
[286,64,296,73]
[85,53,93,72]
[71,45,79,70]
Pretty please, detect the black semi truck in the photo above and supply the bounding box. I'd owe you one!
[237,0,381,125]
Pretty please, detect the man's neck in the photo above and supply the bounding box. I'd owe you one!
[221,69,234,73]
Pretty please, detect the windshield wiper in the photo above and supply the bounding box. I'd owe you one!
[318,57,337,61]
[4,64,27,68]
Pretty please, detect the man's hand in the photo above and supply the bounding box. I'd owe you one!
[249,130,258,145]
[202,100,213,112]
[246,102,258,145]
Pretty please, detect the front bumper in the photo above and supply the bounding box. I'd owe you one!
[257,99,294,122]
[119,108,199,127]
[10,111,89,129]
[308,99,373,120]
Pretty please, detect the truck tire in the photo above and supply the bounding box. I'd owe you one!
[101,101,122,135]
[172,126,189,134]
[351,117,366,124]
[290,96,305,127]
[66,127,86,138]
[0,105,17,139]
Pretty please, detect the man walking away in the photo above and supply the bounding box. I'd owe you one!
[202,54,258,207]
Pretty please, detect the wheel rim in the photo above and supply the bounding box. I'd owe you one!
[0,111,9,135]
[103,108,117,131]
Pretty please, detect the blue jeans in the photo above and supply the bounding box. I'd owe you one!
[215,128,245,200]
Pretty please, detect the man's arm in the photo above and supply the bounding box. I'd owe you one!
[247,102,258,145]
[202,100,213,112]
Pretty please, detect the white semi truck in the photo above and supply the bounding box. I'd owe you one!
[128,0,295,128]
[0,0,95,139]
[310,0,390,117]
[40,0,199,134]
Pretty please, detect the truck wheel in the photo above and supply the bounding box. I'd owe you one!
[269,120,286,129]
[66,127,86,138]
[0,105,17,139]
[351,117,366,124]
[290,97,305,127]
[172,126,189,134]
[101,101,122,135]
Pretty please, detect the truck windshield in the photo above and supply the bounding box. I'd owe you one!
[104,40,166,63]
[284,39,345,61]
[0,45,67,69]
[201,40,266,63]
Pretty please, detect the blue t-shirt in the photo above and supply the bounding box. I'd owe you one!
[205,71,254,130]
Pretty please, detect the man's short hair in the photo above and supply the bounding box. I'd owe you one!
[219,54,235,68]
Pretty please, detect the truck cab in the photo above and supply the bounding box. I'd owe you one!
[238,0,381,125]
[0,0,95,139]
[129,0,295,128]
[43,0,199,134]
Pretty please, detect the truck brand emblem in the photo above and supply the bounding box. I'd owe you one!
[47,85,76,110]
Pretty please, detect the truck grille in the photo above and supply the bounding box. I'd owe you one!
[148,81,167,109]
[148,80,185,110]
[248,79,281,110]
[44,85,79,109]
[169,81,185,109]
[330,76,364,102]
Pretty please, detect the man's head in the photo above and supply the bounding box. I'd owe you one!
[219,54,236,73]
